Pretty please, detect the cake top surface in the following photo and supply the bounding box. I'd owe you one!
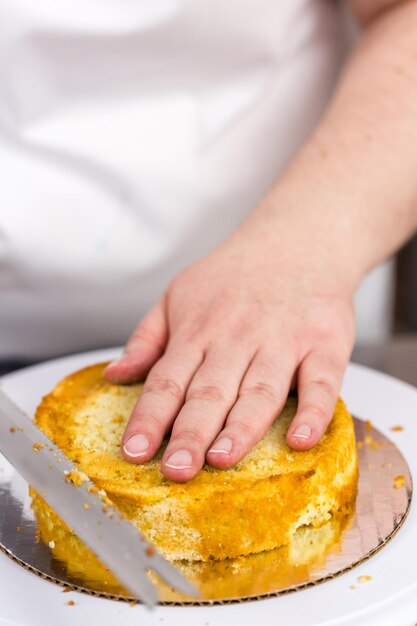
[34,363,355,501]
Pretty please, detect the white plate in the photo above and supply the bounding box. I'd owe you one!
[0,348,417,626]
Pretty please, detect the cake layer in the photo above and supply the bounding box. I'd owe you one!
[30,487,349,601]
[33,363,358,561]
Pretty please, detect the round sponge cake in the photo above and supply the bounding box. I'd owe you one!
[32,363,358,562]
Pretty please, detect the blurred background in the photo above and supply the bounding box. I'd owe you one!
[351,233,417,386]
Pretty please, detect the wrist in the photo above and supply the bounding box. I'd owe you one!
[232,179,365,298]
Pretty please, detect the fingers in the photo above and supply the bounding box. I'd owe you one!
[286,349,346,450]
[104,299,168,384]
[160,346,252,482]
[120,344,203,463]
[206,350,295,469]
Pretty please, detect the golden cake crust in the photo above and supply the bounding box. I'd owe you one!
[33,363,358,561]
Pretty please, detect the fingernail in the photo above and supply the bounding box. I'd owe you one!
[165,449,193,470]
[208,437,233,455]
[123,434,150,457]
[292,424,311,440]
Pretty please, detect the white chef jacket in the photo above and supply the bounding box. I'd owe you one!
[0,1,391,360]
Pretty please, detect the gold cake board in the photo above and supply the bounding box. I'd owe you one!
[0,418,412,605]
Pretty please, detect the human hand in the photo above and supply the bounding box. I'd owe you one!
[104,217,355,482]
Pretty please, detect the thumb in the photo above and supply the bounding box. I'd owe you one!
[103,298,168,384]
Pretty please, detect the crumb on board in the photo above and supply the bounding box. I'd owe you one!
[9,426,16,433]
[363,434,383,451]
[16,526,22,533]
[66,600,75,606]
[357,575,372,584]
[48,540,56,549]
[350,584,356,590]
[365,420,373,431]
[62,587,72,593]
[83,503,90,510]
[393,475,405,489]
[35,529,41,544]
[370,441,381,451]
[146,545,156,557]
[32,443,45,452]
[390,425,404,432]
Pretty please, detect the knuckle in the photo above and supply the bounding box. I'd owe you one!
[142,376,184,401]
[300,403,329,421]
[310,378,336,397]
[171,427,208,448]
[229,419,259,440]
[186,384,226,403]
[123,413,167,444]
[239,381,281,402]
[133,410,167,431]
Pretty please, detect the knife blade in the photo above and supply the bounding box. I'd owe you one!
[0,390,198,607]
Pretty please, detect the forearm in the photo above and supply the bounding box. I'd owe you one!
[239,0,417,293]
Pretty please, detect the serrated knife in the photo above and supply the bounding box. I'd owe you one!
[0,389,199,607]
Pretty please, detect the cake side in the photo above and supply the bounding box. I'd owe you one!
[30,487,349,601]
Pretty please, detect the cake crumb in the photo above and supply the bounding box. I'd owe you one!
[390,425,404,432]
[357,575,372,584]
[48,540,56,549]
[16,526,23,533]
[365,420,373,431]
[393,475,405,489]
[9,426,16,433]
[62,587,72,593]
[357,441,364,449]
[35,529,41,544]
[66,600,75,606]
[65,469,89,486]
[364,435,372,445]
[83,503,90,510]
[350,584,356,590]
[32,443,45,452]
